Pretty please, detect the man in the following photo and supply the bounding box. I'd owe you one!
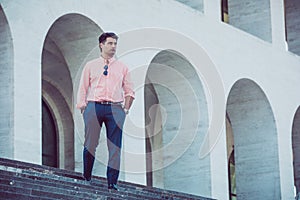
[76,32,134,191]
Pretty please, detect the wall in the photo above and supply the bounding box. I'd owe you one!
[0,0,300,199]
[0,4,13,159]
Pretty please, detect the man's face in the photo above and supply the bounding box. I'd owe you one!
[100,37,117,56]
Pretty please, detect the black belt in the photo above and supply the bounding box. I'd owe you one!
[95,101,122,105]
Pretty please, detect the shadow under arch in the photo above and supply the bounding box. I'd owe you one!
[42,13,102,170]
[292,106,300,196]
[226,78,280,199]
[0,4,14,159]
[144,49,210,196]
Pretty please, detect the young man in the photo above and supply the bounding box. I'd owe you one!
[76,32,134,191]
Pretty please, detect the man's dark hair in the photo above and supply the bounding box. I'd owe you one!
[98,32,118,44]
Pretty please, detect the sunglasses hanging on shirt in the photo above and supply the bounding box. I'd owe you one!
[103,59,109,76]
[103,65,108,76]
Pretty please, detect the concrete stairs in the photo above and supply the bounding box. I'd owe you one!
[0,157,213,200]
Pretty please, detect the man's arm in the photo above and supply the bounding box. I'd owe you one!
[124,96,134,110]
[122,66,135,113]
[123,96,134,114]
[76,65,90,113]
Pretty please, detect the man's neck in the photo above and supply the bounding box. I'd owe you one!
[101,53,113,60]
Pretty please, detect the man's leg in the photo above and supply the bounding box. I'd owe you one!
[83,102,102,181]
[83,147,95,181]
[104,105,126,187]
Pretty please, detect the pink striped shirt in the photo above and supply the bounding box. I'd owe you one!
[76,56,135,109]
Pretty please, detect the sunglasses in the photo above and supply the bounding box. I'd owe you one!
[103,65,108,76]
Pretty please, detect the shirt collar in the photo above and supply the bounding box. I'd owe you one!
[100,55,115,64]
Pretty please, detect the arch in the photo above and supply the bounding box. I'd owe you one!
[226,78,280,199]
[225,0,272,42]
[292,106,300,196]
[0,4,14,159]
[284,0,300,56]
[42,13,102,170]
[144,49,209,196]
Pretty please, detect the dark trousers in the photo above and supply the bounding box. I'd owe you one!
[83,102,126,185]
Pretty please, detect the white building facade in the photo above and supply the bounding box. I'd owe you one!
[0,0,300,199]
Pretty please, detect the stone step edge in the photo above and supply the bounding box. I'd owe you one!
[0,157,213,200]
[0,190,54,200]
[0,168,161,200]
[0,163,172,199]
[0,176,123,200]
[0,182,89,200]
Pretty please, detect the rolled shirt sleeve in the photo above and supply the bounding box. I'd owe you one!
[123,67,135,99]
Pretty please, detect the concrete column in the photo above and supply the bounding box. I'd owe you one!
[275,106,298,200]
[3,1,43,164]
[204,0,221,21]
[0,5,14,159]
[116,49,157,185]
[14,57,42,164]
[270,0,287,49]
[210,127,229,200]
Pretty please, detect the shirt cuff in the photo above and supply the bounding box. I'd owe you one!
[124,93,135,99]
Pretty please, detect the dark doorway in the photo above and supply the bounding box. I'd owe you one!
[42,100,58,167]
[292,106,300,196]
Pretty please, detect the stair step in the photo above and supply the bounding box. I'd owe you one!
[0,165,162,199]
[0,183,56,200]
[0,168,159,200]
[0,190,52,200]
[0,157,213,200]
[0,158,84,180]
[0,170,141,200]
[0,177,107,200]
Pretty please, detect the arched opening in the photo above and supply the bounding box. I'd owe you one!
[226,78,280,199]
[0,4,14,159]
[42,100,58,167]
[292,106,300,198]
[284,0,300,56]
[144,50,209,196]
[42,13,102,170]
[225,0,272,42]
